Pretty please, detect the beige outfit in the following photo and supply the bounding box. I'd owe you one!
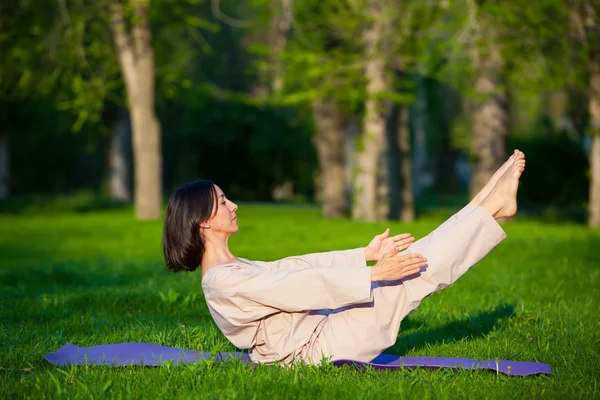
[201,205,506,365]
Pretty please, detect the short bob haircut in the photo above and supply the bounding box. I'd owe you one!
[162,180,217,272]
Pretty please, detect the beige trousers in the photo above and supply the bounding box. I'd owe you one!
[310,205,507,363]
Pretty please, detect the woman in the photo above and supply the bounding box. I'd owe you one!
[162,151,526,365]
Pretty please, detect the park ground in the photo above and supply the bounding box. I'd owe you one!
[1,200,599,399]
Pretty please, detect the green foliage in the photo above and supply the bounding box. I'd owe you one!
[1,0,224,130]
[278,0,446,112]
[0,205,599,398]
[510,132,589,208]
[6,99,106,195]
[4,91,316,201]
[1,0,597,210]
[161,90,317,201]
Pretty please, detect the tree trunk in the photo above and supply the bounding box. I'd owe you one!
[386,102,414,221]
[589,59,600,228]
[269,0,292,95]
[251,0,292,98]
[398,105,415,221]
[387,104,401,220]
[353,0,387,221]
[376,118,391,220]
[470,42,509,198]
[344,115,360,210]
[412,74,431,196]
[313,99,347,218]
[110,0,162,220]
[109,112,131,201]
[0,133,8,199]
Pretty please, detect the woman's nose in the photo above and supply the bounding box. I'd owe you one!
[231,202,238,212]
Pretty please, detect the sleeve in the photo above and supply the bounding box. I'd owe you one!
[203,264,373,324]
[251,248,367,271]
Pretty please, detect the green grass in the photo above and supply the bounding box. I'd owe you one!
[1,202,599,399]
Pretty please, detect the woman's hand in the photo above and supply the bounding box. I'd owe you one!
[364,229,415,262]
[370,247,426,282]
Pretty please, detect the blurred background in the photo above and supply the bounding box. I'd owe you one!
[0,0,598,226]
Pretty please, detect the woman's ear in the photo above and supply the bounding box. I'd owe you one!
[200,222,211,229]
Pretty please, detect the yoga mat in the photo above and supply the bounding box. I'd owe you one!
[44,343,551,376]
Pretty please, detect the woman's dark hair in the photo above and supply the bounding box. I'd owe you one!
[162,180,217,272]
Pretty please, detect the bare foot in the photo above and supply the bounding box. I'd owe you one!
[470,149,525,207]
[480,157,526,219]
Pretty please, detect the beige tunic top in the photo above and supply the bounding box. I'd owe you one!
[201,248,372,364]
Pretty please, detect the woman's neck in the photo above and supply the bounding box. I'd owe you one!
[201,236,237,274]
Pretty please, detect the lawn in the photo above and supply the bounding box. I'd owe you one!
[1,202,599,399]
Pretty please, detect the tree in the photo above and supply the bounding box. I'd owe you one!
[281,0,440,221]
[570,1,600,227]
[352,0,389,222]
[470,37,509,198]
[1,0,218,218]
[397,103,415,221]
[107,109,132,201]
[109,0,162,219]
[353,0,429,221]
[276,1,365,217]
[456,1,509,198]
[590,57,600,228]
[312,98,347,217]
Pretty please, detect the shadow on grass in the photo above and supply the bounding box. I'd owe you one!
[0,194,131,215]
[389,303,515,356]
[0,258,158,291]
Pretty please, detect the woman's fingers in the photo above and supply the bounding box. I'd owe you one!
[397,254,426,275]
[382,246,400,259]
[396,237,415,250]
[371,251,427,281]
[397,253,426,264]
[378,228,391,239]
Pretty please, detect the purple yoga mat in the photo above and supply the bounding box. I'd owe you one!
[44,343,551,376]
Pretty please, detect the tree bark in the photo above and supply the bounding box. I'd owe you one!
[313,99,347,218]
[110,0,162,220]
[109,112,131,201]
[412,74,431,196]
[344,115,360,210]
[470,42,509,198]
[0,133,9,199]
[376,119,391,220]
[386,102,414,221]
[353,0,387,221]
[589,59,600,228]
[269,0,292,95]
[398,105,415,221]
[386,105,401,220]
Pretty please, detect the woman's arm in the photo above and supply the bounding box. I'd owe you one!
[254,248,367,271]
[203,264,373,324]
[254,230,415,271]
[203,251,425,325]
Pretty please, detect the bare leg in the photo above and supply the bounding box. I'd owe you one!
[479,155,526,219]
[469,149,525,208]
[432,150,525,229]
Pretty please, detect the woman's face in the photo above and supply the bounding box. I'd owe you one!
[206,185,239,235]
